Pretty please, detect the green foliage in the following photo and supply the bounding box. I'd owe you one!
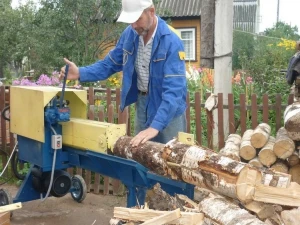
[265,21,300,40]
[232,30,255,70]
[233,22,298,105]
[1,0,126,78]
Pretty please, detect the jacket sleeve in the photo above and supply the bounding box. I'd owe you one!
[150,40,187,131]
[78,32,127,82]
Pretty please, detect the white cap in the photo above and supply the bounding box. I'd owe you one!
[117,0,153,23]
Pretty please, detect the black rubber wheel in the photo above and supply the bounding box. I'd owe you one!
[70,175,87,203]
[1,105,10,121]
[0,189,13,217]
[11,150,28,180]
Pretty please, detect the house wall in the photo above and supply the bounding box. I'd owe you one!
[169,18,201,70]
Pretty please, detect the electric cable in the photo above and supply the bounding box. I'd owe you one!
[40,125,58,202]
[0,142,18,178]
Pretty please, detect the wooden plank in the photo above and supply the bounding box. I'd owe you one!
[228,93,235,134]
[186,92,191,134]
[113,207,204,225]
[251,94,258,129]
[240,93,246,136]
[0,212,10,225]
[0,86,8,177]
[217,93,224,149]
[288,94,294,105]
[275,94,282,132]
[98,106,109,195]
[106,88,112,111]
[140,209,181,225]
[127,105,131,136]
[0,202,22,213]
[88,87,94,105]
[107,104,118,195]
[206,93,213,149]
[0,87,7,151]
[195,92,202,145]
[116,88,121,113]
[262,94,269,124]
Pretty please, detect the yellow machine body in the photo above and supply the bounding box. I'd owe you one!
[10,86,126,152]
[61,118,126,153]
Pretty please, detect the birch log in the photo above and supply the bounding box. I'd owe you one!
[287,151,299,167]
[248,157,264,168]
[198,194,266,225]
[273,127,295,159]
[270,160,289,174]
[113,136,167,176]
[113,136,300,207]
[284,103,300,141]
[289,164,300,184]
[219,134,241,161]
[239,129,256,161]
[250,123,271,148]
[258,137,276,167]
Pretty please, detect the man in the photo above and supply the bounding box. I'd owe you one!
[60,0,187,146]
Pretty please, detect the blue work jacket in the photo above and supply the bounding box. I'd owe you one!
[79,16,187,131]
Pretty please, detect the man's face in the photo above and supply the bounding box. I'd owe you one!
[131,8,154,36]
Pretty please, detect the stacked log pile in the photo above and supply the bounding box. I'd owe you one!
[221,123,300,184]
[112,135,300,225]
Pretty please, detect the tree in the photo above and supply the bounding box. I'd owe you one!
[31,0,125,73]
[0,0,20,78]
[265,21,300,40]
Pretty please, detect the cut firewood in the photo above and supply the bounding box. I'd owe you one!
[287,151,299,167]
[0,212,10,225]
[258,137,276,167]
[140,208,181,225]
[250,123,271,148]
[114,136,300,207]
[284,102,300,141]
[281,207,300,225]
[236,166,298,206]
[264,213,284,225]
[253,182,300,207]
[273,127,295,159]
[0,202,22,213]
[113,207,204,225]
[198,193,266,225]
[270,160,289,174]
[240,129,256,161]
[203,218,221,225]
[289,164,300,184]
[243,201,276,220]
[248,157,264,168]
[219,134,241,161]
[113,136,167,176]
[146,183,184,211]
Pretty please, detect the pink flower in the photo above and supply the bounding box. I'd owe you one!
[246,76,253,85]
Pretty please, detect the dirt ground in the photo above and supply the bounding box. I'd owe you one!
[4,184,126,225]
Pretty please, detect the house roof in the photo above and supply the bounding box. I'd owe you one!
[156,0,202,17]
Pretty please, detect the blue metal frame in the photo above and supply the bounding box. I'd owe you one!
[14,124,194,207]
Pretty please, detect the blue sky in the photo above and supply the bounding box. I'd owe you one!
[259,0,300,33]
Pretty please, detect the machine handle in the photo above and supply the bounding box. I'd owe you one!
[59,64,69,108]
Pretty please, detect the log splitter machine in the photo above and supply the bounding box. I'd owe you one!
[3,66,194,207]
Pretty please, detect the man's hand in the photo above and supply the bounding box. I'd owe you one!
[60,58,80,80]
[130,127,159,147]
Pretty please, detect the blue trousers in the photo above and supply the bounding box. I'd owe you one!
[134,94,187,144]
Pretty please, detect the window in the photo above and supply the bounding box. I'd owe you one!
[177,28,196,61]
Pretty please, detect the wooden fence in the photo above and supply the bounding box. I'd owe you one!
[0,86,294,194]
